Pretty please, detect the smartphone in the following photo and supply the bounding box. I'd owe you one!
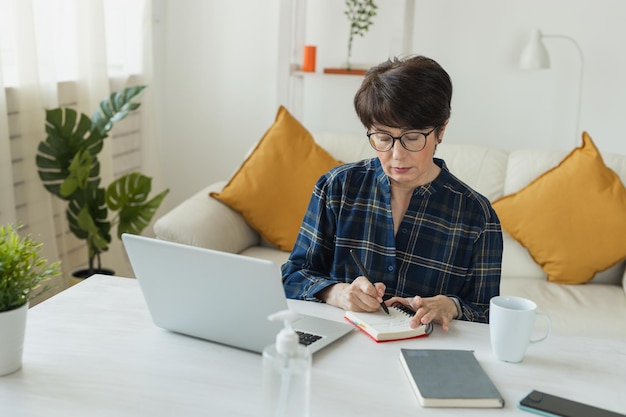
[518,390,625,417]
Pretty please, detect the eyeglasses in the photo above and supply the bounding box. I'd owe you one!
[367,127,436,152]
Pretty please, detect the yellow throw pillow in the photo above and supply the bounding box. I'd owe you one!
[210,106,341,252]
[492,132,626,284]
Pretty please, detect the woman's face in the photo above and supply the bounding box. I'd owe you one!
[371,124,445,190]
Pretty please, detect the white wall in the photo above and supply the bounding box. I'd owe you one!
[153,0,281,211]
[154,0,626,213]
[412,0,626,155]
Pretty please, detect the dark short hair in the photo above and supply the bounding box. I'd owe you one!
[353,55,452,132]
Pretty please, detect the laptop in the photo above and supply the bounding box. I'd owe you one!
[122,234,353,354]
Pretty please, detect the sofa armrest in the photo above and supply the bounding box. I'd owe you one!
[153,182,260,254]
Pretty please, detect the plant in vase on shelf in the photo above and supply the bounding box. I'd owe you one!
[0,224,61,375]
[36,86,169,279]
[344,0,377,72]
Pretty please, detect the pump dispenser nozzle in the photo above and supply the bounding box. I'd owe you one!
[268,310,301,356]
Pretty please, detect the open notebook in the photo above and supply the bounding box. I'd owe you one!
[122,234,353,354]
[345,303,433,342]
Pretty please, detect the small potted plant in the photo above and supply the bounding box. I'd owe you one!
[324,0,378,75]
[0,224,61,375]
[36,86,169,279]
[344,0,378,71]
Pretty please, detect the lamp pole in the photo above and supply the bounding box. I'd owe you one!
[542,34,584,147]
[521,30,585,147]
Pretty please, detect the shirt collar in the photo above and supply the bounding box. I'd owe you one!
[372,157,449,197]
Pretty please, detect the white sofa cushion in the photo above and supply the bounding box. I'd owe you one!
[436,144,509,202]
[154,182,260,254]
[503,149,568,195]
[500,233,545,281]
[500,277,626,339]
[505,148,626,194]
[313,132,372,163]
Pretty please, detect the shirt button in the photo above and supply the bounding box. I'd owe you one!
[401,228,408,234]
[387,265,394,272]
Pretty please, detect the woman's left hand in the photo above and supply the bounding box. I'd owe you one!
[385,295,457,332]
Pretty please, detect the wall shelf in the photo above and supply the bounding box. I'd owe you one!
[322,68,367,76]
[290,70,366,79]
[277,0,415,123]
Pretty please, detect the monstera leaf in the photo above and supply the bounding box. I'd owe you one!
[92,86,146,135]
[106,173,169,237]
[36,108,104,200]
[61,149,95,198]
[66,185,111,254]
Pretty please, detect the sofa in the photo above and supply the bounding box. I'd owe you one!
[154,128,626,341]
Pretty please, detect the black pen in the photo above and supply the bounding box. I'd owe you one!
[349,249,390,315]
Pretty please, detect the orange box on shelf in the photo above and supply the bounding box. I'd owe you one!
[302,45,316,72]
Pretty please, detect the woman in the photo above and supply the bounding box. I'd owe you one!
[282,56,502,331]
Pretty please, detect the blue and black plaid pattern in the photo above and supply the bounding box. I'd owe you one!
[282,158,503,323]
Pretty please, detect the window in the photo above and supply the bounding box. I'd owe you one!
[0,0,145,86]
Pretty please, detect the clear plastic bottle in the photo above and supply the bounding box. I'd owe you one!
[262,310,311,417]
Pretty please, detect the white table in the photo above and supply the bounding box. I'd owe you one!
[0,275,624,417]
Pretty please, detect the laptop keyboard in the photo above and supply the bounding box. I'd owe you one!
[296,330,323,346]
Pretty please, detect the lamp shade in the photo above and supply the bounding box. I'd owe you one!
[520,29,550,70]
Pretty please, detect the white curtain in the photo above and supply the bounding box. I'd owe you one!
[0,0,160,304]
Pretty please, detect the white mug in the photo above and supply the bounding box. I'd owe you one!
[489,296,551,363]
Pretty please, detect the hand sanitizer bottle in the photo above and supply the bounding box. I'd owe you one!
[262,310,311,417]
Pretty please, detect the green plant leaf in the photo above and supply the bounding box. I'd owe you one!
[60,149,94,197]
[36,108,104,200]
[106,173,150,210]
[0,225,61,312]
[66,186,111,257]
[117,189,169,238]
[76,206,109,253]
[92,85,147,135]
[105,173,169,237]
[344,0,377,65]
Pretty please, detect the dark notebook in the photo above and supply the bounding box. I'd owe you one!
[399,349,505,408]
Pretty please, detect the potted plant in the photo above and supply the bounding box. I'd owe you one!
[344,0,378,71]
[0,224,61,375]
[36,86,169,279]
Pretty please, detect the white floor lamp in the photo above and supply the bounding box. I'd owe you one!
[520,29,584,147]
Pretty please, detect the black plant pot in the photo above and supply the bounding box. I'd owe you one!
[70,267,115,286]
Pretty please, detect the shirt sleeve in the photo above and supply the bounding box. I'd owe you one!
[455,207,503,323]
[282,174,340,300]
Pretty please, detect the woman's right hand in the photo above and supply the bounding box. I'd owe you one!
[385,294,457,331]
[317,276,385,312]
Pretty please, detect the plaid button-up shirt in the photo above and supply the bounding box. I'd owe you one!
[282,157,502,323]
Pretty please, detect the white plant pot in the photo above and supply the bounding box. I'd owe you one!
[0,302,28,376]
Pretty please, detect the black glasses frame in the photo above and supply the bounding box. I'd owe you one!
[367,127,437,152]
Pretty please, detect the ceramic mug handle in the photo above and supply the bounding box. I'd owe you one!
[530,312,551,343]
